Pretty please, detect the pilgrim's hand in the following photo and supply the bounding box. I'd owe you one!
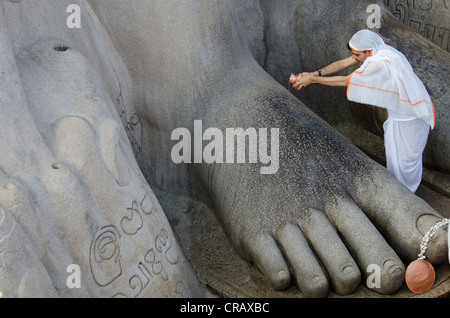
[292,72,314,90]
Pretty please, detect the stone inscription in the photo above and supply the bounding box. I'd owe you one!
[89,193,182,297]
[116,89,142,159]
[124,113,142,158]
[384,0,450,52]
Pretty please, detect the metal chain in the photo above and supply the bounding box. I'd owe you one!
[418,218,450,260]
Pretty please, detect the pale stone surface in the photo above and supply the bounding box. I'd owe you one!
[0,0,203,298]
[0,0,448,298]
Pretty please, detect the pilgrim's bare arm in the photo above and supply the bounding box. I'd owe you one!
[312,75,350,87]
[294,56,356,89]
[317,56,358,76]
[293,74,350,90]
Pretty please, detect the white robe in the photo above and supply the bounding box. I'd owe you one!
[346,30,435,192]
[383,110,430,192]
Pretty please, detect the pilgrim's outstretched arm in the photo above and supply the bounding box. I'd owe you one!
[293,74,350,90]
[316,56,358,76]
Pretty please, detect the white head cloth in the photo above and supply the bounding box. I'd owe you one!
[347,30,435,128]
[349,29,387,55]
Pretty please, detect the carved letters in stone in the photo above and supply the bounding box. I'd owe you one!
[89,192,179,297]
[384,0,450,51]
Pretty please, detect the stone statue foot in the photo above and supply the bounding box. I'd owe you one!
[87,0,448,298]
[1,0,447,299]
[195,72,448,297]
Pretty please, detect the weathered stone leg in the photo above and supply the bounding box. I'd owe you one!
[0,1,202,294]
[14,36,203,297]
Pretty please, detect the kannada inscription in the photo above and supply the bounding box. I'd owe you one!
[384,0,450,52]
[89,192,184,297]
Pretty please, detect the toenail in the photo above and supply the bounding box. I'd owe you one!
[342,265,360,279]
[309,275,329,297]
[416,214,442,236]
[383,259,405,278]
[311,275,327,288]
[277,269,290,283]
[270,269,290,290]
